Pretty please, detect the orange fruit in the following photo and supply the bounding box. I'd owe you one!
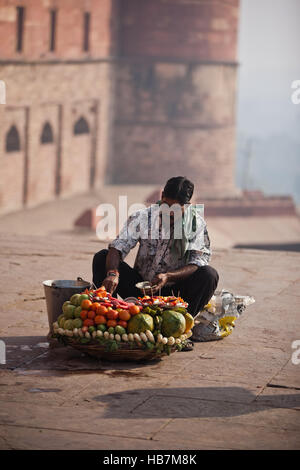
[129,305,140,315]
[97,292,106,298]
[107,319,117,328]
[81,299,92,310]
[95,315,106,325]
[95,287,106,297]
[80,310,88,320]
[91,302,101,312]
[96,305,108,316]
[87,310,96,320]
[118,309,131,321]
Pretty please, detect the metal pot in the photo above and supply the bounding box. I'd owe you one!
[43,277,91,335]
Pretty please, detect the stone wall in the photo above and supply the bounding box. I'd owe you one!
[0,0,241,214]
[0,62,113,213]
[0,0,112,60]
[111,0,240,196]
[119,0,239,62]
[0,0,114,214]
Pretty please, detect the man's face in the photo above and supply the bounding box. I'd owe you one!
[160,194,185,226]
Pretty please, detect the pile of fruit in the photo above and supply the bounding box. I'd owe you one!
[52,287,194,354]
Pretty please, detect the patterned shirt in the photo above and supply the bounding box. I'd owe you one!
[109,205,211,282]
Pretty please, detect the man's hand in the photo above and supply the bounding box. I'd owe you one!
[150,273,169,293]
[102,274,119,294]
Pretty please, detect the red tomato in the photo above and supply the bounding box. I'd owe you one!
[106,309,119,320]
[83,318,94,327]
[118,320,127,328]
[107,319,117,328]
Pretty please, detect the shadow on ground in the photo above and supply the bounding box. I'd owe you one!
[234,242,300,252]
[0,336,162,373]
[1,336,300,421]
[93,387,300,419]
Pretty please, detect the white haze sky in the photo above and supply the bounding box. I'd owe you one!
[236,0,300,201]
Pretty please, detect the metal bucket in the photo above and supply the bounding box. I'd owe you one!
[43,277,91,335]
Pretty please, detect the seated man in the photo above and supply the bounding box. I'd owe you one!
[92,176,219,346]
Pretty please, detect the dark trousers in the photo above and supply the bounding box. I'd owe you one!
[92,249,219,317]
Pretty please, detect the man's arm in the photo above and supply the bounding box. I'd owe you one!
[101,247,121,294]
[100,211,143,293]
[106,247,121,272]
[150,222,211,293]
[151,264,198,292]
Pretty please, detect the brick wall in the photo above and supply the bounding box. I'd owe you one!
[0,60,113,214]
[113,61,238,195]
[0,0,112,60]
[0,0,114,214]
[110,0,240,194]
[113,121,237,197]
[0,0,241,213]
[119,0,239,62]
[0,106,26,212]
[112,0,239,195]
[115,62,237,126]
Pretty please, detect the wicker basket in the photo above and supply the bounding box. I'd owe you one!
[62,337,177,362]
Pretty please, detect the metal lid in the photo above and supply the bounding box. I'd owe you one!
[43,277,91,289]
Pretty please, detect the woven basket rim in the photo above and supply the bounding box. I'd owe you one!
[64,336,177,351]
[60,336,177,360]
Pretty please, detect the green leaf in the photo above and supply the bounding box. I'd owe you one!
[80,337,90,344]
[109,340,119,352]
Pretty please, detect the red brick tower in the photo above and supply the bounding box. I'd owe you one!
[112,0,240,197]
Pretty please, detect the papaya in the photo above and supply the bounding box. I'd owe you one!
[173,306,187,314]
[127,313,154,334]
[161,310,186,338]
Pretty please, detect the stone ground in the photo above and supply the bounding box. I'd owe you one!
[0,226,300,449]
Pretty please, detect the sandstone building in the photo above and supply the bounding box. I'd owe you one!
[0,0,240,215]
